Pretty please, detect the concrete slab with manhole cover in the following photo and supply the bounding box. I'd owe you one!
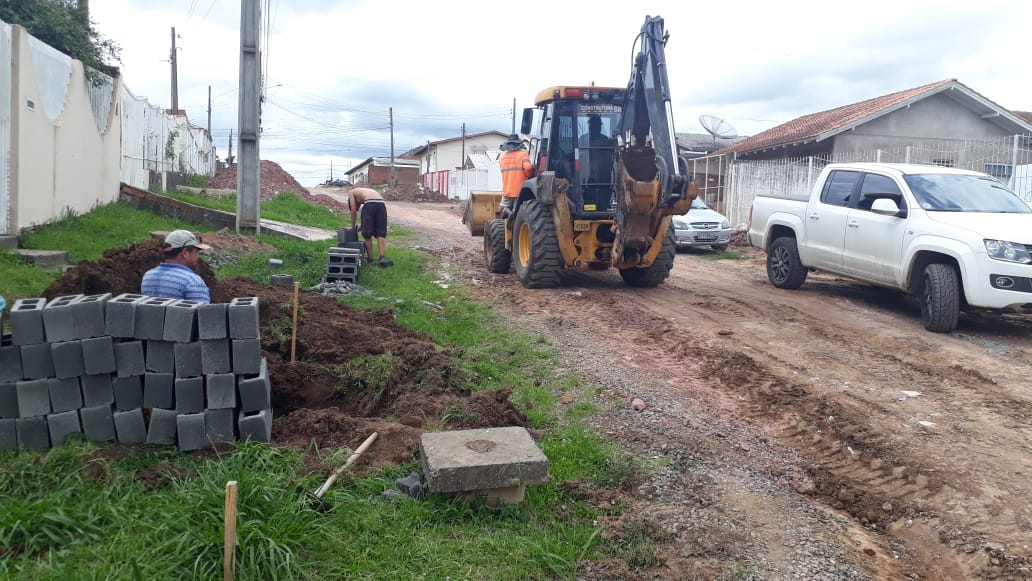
[420,426,549,505]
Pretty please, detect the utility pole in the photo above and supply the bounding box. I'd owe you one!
[389,107,396,187]
[207,86,212,136]
[461,123,466,167]
[170,28,179,115]
[227,129,233,165]
[236,0,261,233]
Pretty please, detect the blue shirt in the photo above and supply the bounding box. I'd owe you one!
[141,263,211,303]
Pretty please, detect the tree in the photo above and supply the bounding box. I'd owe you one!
[0,0,120,79]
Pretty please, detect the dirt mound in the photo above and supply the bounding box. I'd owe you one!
[380,183,451,203]
[41,239,529,466]
[208,160,310,201]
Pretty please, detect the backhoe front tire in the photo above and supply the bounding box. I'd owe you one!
[512,200,563,288]
[484,219,511,274]
[920,263,959,333]
[767,236,808,289]
[619,228,676,288]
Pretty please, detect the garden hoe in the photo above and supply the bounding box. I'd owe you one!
[306,431,379,510]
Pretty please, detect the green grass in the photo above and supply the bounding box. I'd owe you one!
[160,190,347,231]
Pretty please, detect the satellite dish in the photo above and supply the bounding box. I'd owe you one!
[699,114,738,145]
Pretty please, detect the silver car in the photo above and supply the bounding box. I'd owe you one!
[671,198,732,251]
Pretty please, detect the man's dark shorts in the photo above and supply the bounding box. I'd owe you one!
[360,201,388,239]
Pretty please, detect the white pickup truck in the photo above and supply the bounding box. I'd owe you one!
[747,162,1032,332]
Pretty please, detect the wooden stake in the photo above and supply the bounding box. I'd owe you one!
[290,281,299,363]
[223,480,238,581]
[314,432,379,499]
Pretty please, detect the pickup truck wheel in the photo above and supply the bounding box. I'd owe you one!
[512,200,563,288]
[619,228,676,287]
[483,219,511,274]
[711,244,728,252]
[767,237,808,289]
[920,263,960,332]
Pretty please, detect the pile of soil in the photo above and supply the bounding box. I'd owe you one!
[379,183,451,203]
[207,160,310,201]
[42,241,530,467]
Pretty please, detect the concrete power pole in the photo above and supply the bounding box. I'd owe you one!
[170,28,179,115]
[207,85,212,136]
[236,0,261,233]
[389,107,396,187]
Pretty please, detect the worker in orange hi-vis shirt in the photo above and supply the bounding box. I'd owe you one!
[497,133,534,218]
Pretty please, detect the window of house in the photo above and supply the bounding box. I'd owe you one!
[983,163,1013,179]
[932,158,954,167]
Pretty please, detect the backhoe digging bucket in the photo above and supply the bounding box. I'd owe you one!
[463,191,503,236]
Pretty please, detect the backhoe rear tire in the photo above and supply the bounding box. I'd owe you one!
[513,200,563,288]
[619,228,676,287]
[484,219,511,274]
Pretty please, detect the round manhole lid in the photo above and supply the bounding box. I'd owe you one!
[465,439,497,453]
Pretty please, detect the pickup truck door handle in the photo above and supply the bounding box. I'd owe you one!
[848,220,859,228]
[809,213,819,220]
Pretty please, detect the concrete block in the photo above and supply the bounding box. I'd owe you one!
[327,264,358,277]
[205,409,235,443]
[47,409,82,446]
[0,345,22,382]
[81,374,114,407]
[238,409,272,443]
[112,375,143,411]
[114,340,146,378]
[16,379,51,417]
[134,296,175,341]
[205,373,236,409]
[174,376,204,414]
[48,377,82,413]
[324,274,356,284]
[267,258,284,268]
[270,274,294,286]
[11,297,46,345]
[143,373,175,409]
[51,340,85,379]
[20,342,55,380]
[201,339,231,374]
[80,405,116,442]
[0,383,18,419]
[145,341,175,373]
[16,416,50,450]
[228,297,260,339]
[0,418,16,450]
[176,413,208,451]
[42,294,83,343]
[81,336,117,375]
[395,472,426,500]
[197,303,228,340]
[173,342,203,378]
[163,299,202,342]
[73,293,111,338]
[113,408,146,444]
[420,427,550,500]
[146,408,178,445]
[105,293,146,338]
[328,253,360,265]
[328,247,362,256]
[238,358,270,412]
[232,339,262,375]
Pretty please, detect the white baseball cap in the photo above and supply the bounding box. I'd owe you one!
[162,229,211,250]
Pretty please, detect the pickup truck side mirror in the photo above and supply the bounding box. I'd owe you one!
[871,197,907,218]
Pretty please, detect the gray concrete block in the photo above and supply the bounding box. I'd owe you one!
[113,408,146,444]
[16,416,50,450]
[173,341,203,378]
[0,418,16,450]
[112,375,143,411]
[48,377,83,413]
[134,296,175,341]
[238,409,272,443]
[197,303,228,340]
[74,293,111,338]
[114,340,146,378]
[11,297,47,345]
[47,409,82,446]
[106,293,145,338]
[16,379,51,417]
[145,341,175,373]
[81,374,114,407]
[143,373,175,409]
[174,377,204,414]
[420,427,550,495]
[177,413,208,451]
[163,299,202,343]
[232,339,262,375]
[0,345,22,382]
[205,409,235,443]
[80,405,116,442]
[51,340,85,379]
[146,408,178,445]
[270,274,294,286]
[228,297,260,339]
[20,342,55,380]
[82,336,117,375]
[0,383,18,419]
[395,472,426,500]
[238,358,270,412]
[201,339,231,374]
[42,294,83,343]
[205,373,236,409]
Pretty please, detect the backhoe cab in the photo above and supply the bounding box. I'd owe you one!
[475,15,697,288]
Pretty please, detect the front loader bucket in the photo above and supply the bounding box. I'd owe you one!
[463,190,503,236]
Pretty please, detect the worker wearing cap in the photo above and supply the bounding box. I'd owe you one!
[498,133,534,218]
[141,229,212,303]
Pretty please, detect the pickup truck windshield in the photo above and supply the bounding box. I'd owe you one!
[903,174,1031,213]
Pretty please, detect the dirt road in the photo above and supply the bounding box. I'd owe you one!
[385,201,1032,580]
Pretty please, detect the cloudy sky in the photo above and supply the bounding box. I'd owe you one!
[90,0,1032,187]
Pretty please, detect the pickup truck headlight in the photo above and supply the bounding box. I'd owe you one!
[984,239,1032,264]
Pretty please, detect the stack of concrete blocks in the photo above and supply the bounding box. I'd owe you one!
[0,294,273,453]
[325,247,362,283]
